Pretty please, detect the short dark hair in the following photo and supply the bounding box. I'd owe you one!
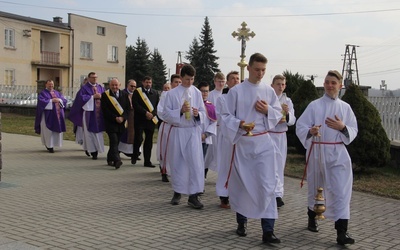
[142,76,152,82]
[249,53,268,66]
[197,81,209,90]
[226,71,239,81]
[327,70,343,83]
[88,72,96,78]
[170,74,181,82]
[180,64,196,77]
[272,74,286,84]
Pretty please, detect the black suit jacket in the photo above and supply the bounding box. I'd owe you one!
[101,90,131,133]
[132,87,160,129]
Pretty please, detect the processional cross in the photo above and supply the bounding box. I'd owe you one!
[232,22,256,82]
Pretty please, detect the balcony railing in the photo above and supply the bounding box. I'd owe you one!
[41,51,60,64]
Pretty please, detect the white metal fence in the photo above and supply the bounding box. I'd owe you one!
[0,84,80,108]
[368,96,400,141]
[1,84,399,141]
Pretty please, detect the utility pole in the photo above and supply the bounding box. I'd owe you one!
[380,80,387,96]
[341,44,360,88]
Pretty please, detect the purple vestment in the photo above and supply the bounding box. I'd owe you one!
[68,83,105,133]
[204,100,217,122]
[34,89,67,134]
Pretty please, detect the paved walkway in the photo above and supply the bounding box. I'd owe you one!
[0,132,399,250]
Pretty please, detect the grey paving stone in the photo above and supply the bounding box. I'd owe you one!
[0,133,400,250]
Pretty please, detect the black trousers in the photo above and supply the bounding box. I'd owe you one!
[133,126,155,164]
[107,131,122,162]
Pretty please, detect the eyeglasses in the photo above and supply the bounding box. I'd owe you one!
[201,90,209,93]
[129,85,136,88]
[90,76,98,78]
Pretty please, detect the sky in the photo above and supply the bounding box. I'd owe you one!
[1,0,400,90]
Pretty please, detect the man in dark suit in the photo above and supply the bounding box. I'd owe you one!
[132,76,160,167]
[101,78,131,169]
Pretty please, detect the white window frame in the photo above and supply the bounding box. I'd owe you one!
[107,45,118,62]
[5,28,15,48]
[4,69,15,85]
[97,26,105,35]
[80,41,92,59]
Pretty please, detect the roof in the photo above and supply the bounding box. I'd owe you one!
[0,11,70,30]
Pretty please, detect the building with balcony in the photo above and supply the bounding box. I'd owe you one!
[0,11,126,97]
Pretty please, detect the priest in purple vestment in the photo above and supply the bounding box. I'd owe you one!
[68,72,105,159]
[34,79,67,153]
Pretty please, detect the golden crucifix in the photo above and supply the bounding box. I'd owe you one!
[232,22,256,82]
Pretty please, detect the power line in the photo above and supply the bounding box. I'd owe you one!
[1,0,400,18]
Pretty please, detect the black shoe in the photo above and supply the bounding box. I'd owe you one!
[144,162,156,168]
[131,158,136,165]
[262,232,281,244]
[91,151,98,160]
[161,174,169,182]
[137,157,141,161]
[308,217,319,232]
[107,161,114,166]
[337,232,355,245]
[171,192,181,205]
[188,194,204,209]
[85,150,90,157]
[307,209,319,232]
[114,161,123,169]
[276,197,284,208]
[236,223,247,237]
[45,146,54,153]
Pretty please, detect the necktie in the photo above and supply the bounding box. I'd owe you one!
[115,91,119,98]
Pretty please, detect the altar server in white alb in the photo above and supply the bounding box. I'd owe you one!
[157,75,182,183]
[204,72,225,177]
[269,74,296,208]
[161,64,206,209]
[296,70,358,246]
[215,70,240,209]
[221,53,283,244]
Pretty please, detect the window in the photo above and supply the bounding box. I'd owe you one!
[80,41,92,59]
[4,69,15,85]
[97,26,105,35]
[107,45,118,62]
[5,28,15,48]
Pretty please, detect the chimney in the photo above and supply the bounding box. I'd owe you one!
[53,16,63,23]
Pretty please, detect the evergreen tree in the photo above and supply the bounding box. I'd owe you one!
[282,70,304,97]
[149,48,167,91]
[129,37,151,87]
[195,16,219,85]
[185,37,201,68]
[291,80,320,153]
[341,84,391,169]
[125,45,135,87]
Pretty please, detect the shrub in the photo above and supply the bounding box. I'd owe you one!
[341,84,391,168]
[289,80,319,154]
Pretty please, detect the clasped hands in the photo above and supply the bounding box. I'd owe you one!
[145,111,154,120]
